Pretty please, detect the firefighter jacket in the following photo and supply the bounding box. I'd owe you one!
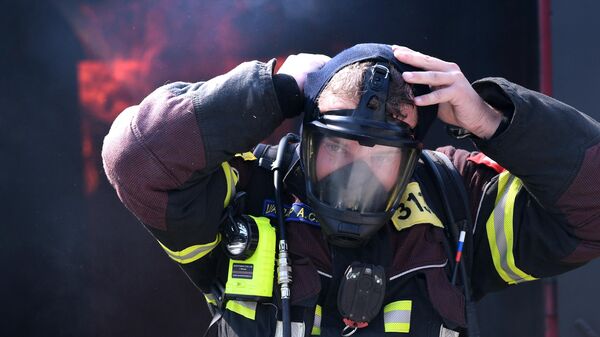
[102,59,600,336]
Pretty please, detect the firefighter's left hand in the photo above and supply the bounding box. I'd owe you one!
[278,53,331,93]
[392,45,502,139]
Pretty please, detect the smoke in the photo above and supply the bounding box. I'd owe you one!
[55,0,351,193]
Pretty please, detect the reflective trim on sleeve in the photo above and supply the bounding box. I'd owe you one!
[225,300,257,320]
[383,300,411,333]
[157,234,221,264]
[222,162,239,207]
[311,304,322,335]
[485,171,538,284]
[203,293,217,306]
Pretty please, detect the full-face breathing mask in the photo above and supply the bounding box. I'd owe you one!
[302,43,436,247]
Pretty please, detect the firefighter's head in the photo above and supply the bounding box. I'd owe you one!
[301,43,435,247]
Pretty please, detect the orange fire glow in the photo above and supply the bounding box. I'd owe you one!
[74,1,304,194]
[78,59,153,124]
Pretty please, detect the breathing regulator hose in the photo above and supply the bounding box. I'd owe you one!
[273,133,300,337]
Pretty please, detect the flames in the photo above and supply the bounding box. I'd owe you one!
[78,58,155,194]
[72,1,292,194]
[78,59,153,124]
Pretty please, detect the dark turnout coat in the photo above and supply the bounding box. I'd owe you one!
[102,59,600,336]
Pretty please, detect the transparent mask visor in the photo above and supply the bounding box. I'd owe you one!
[305,133,417,213]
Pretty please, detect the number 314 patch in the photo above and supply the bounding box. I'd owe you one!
[392,182,444,231]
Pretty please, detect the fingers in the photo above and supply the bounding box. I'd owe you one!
[391,45,459,72]
[278,53,331,91]
[301,53,331,63]
[402,70,463,87]
[295,53,331,68]
[412,86,454,106]
[390,46,471,107]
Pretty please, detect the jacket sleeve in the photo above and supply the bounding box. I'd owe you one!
[439,78,600,299]
[101,60,286,290]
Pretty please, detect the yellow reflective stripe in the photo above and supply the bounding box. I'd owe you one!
[222,162,238,207]
[311,304,322,335]
[503,174,538,282]
[383,300,411,333]
[385,323,410,333]
[384,300,412,312]
[315,304,322,315]
[235,152,257,161]
[225,300,256,320]
[486,171,538,284]
[203,293,217,306]
[158,234,221,264]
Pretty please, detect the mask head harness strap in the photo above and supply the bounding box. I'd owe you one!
[304,43,437,141]
[353,63,390,122]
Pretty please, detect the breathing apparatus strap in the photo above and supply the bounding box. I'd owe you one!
[421,150,480,337]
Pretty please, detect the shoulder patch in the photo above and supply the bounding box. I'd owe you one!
[467,152,505,173]
[392,182,444,231]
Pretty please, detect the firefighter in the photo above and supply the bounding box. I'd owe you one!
[102,43,600,336]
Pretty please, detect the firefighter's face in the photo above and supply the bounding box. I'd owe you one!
[314,98,417,191]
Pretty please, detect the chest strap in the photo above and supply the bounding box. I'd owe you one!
[262,199,320,227]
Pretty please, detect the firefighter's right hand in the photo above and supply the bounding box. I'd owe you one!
[278,53,330,93]
[392,45,503,139]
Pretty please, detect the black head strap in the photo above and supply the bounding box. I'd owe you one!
[304,43,437,141]
[353,63,390,122]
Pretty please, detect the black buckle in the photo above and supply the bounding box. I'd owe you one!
[372,63,390,79]
[370,64,390,91]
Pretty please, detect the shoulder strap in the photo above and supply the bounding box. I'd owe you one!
[421,150,480,337]
[421,150,472,242]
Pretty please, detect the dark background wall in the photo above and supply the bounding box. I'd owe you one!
[0,0,596,336]
[552,0,600,336]
[0,1,87,335]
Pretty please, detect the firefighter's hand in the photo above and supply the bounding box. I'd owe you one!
[278,53,331,93]
[392,45,502,139]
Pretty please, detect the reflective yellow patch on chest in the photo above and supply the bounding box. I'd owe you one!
[391,182,444,231]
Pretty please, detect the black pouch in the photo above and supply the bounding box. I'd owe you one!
[337,262,386,327]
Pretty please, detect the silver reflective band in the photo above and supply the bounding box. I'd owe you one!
[383,300,412,333]
[485,172,537,284]
[388,261,447,281]
[439,324,460,337]
[311,305,322,335]
[275,321,305,337]
[158,234,221,264]
[384,310,411,324]
[493,175,524,281]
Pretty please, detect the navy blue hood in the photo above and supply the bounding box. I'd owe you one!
[303,43,437,141]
